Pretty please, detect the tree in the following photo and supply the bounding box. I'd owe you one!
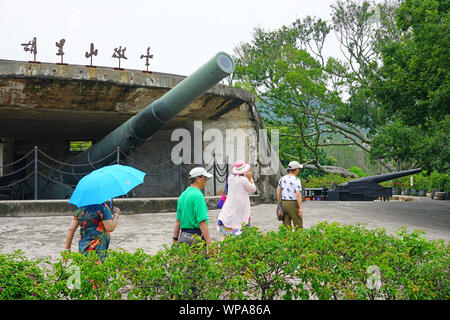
[371,116,449,173]
[367,0,450,172]
[373,0,450,126]
[233,18,368,177]
[331,0,401,133]
[369,119,425,170]
[233,0,448,176]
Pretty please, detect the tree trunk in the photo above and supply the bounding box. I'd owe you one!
[303,164,357,178]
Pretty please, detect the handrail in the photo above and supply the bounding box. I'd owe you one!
[37,148,118,167]
[0,160,35,178]
[0,171,35,190]
[0,146,230,200]
[0,149,34,168]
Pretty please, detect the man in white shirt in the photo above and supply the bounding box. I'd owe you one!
[276,161,303,228]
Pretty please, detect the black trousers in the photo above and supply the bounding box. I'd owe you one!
[179,228,204,246]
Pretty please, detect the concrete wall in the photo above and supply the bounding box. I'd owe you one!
[125,128,190,197]
[0,195,261,217]
[123,101,284,201]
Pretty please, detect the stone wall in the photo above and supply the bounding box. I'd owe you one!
[124,101,284,202]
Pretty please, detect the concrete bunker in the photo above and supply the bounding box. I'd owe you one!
[0,58,282,202]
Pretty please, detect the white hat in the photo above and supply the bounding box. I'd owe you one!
[287,161,303,170]
[231,160,251,175]
[189,167,213,179]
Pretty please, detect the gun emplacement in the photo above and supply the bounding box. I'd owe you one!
[328,168,422,201]
[43,52,235,198]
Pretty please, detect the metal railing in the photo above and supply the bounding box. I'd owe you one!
[0,147,229,200]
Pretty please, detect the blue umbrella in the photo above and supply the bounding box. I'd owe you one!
[68,164,146,208]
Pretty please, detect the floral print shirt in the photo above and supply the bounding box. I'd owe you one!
[74,203,113,261]
[278,175,302,200]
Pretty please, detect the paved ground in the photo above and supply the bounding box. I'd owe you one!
[0,198,449,262]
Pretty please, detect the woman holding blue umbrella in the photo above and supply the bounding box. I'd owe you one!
[64,164,145,262]
[64,201,121,262]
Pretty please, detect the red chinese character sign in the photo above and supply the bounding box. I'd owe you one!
[21,37,38,63]
[56,39,67,65]
[85,43,98,67]
[140,46,153,73]
[112,46,127,69]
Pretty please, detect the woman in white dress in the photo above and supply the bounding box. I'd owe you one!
[217,160,257,240]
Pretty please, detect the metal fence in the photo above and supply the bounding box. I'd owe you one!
[0,146,228,200]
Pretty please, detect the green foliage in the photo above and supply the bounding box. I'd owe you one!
[374,0,450,126]
[0,250,51,300]
[326,144,382,175]
[370,119,423,169]
[120,243,225,300]
[303,174,349,189]
[429,171,450,191]
[232,17,359,176]
[370,116,449,173]
[348,166,369,178]
[412,172,427,191]
[1,223,448,300]
[50,250,128,300]
[392,170,450,191]
[233,0,448,176]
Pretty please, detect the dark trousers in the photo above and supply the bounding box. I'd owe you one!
[179,228,204,246]
[281,200,303,228]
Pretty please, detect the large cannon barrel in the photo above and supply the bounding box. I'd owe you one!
[61,51,235,185]
[328,168,422,201]
[341,168,422,186]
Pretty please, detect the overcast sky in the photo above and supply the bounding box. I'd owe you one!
[1,0,343,76]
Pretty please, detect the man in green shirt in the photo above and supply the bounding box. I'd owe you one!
[172,167,213,246]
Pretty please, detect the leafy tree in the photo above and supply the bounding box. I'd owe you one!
[370,119,425,170]
[233,18,364,177]
[373,0,450,126]
[370,115,449,173]
[330,0,402,170]
[368,0,450,172]
[233,0,448,175]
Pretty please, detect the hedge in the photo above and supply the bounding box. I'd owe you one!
[1,222,448,300]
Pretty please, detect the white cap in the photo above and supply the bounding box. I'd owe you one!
[189,167,213,179]
[287,161,303,170]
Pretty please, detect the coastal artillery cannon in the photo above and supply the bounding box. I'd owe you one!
[327,168,422,201]
[40,51,235,198]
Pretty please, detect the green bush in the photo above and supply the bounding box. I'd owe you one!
[390,170,445,191]
[1,223,448,300]
[413,172,427,191]
[50,250,128,300]
[348,166,368,178]
[0,250,51,299]
[303,174,349,189]
[429,171,450,191]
